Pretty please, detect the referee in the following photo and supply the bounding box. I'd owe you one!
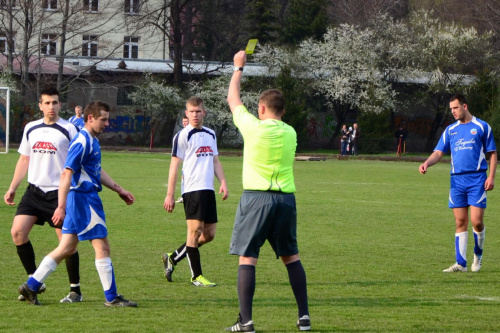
[225,51,310,332]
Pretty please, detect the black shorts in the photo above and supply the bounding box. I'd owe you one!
[182,190,218,223]
[229,190,298,258]
[15,184,60,228]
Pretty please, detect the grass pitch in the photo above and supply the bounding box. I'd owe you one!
[1,151,499,332]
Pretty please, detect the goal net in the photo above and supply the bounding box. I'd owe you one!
[0,87,10,154]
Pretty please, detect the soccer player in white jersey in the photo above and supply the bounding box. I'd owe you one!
[68,105,84,130]
[419,94,497,273]
[18,101,137,307]
[4,86,83,303]
[162,96,228,287]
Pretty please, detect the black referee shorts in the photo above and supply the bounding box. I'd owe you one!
[15,184,60,228]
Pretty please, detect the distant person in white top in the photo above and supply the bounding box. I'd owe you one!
[162,96,228,287]
[419,94,497,273]
[3,86,83,303]
[68,105,84,130]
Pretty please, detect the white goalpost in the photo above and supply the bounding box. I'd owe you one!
[0,87,10,154]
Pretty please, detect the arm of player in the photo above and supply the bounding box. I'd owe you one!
[4,155,30,206]
[419,150,444,174]
[101,170,135,205]
[52,168,73,226]
[485,151,497,191]
[213,155,228,200]
[164,156,182,213]
[227,51,247,113]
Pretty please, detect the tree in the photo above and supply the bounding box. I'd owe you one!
[328,0,409,26]
[403,10,494,150]
[129,0,199,87]
[54,0,136,92]
[245,0,280,45]
[278,0,328,46]
[128,73,184,145]
[193,0,248,62]
[187,74,259,145]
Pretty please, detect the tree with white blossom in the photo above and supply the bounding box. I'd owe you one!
[255,15,407,147]
[254,11,495,149]
[129,73,184,145]
[187,75,259,145]
[403,10,494,150]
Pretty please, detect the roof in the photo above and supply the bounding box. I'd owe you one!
[0,54,78,75]
[58,57,268,77]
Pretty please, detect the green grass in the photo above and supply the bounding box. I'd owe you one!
[1,151,500,332]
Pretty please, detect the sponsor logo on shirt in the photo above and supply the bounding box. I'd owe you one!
[195,146,213,157]
[470,128,477,135]
[454,138,475,151]
[32,141,57,154]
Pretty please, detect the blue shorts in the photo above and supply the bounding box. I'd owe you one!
[449,172,487,209]
[62,190,107,241]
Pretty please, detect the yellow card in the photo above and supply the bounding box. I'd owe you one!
[245,39,258,54]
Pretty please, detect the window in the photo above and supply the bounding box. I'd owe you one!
[83,0,98,12]
[1,0,17,8]
[124,0,139,14]
[82,35,98,57]
[123,37,138,59]
[42,0,57,10]
[0,33,8,54]
[41,34,57,55]
[117,86,134,105]
[0,33,14,54]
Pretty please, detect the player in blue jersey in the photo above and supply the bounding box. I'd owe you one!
[419,94,497,273]
[68,105,84,130]
[18,101,137,307]
[4,87,82,303]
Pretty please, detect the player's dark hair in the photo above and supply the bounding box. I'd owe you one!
[39,86,60,103]
[186,96,204,109]
[259,89,285,115]
[449,94,467,105]
[84,101,111,122]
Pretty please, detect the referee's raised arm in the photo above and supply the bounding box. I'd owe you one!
[227,51,246,113]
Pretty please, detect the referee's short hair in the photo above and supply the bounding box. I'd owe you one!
[84,101,111,122]
[259,89,285,115]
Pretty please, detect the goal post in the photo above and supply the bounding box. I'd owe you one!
[0,87,10,154]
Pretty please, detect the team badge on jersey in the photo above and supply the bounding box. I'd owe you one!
[470,128,477,135]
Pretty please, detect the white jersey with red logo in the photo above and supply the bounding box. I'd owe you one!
[18,118,78,192]
[171,124,219,194]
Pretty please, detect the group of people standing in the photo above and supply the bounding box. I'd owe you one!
[4,51,496,331]
[4,51,310,332]
[340,123,360,156]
